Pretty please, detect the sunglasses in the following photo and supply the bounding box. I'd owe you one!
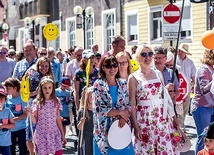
[40,53,47,56]
[165,64,173,67]
[8,53,16,56]
[168,90,176,93]
[0,51,7,54]
[104,63,118,69]
[140,52,153,58]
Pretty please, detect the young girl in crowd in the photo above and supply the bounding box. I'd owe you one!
[77,86,93,155]
[26,76,66,155]
[4,78,28,155]
[0,87,15,155]
[198,122,214,155]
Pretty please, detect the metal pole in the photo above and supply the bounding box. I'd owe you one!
[171,0,185,83]
[32,20,35,43]
[83,9,86,49]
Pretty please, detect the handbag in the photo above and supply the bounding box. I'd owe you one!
[176,127,192,152]
[175,104,184,115]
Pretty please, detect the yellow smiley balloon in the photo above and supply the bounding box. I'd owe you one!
[21,75,30,103]
[43,23,59,41]
[130,59,139,72]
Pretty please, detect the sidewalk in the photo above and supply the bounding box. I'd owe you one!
[180,115,197,155]
[63,115,197,155]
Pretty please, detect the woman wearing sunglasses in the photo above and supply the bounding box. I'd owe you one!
[92,54,134,155]
[128,44,179,154]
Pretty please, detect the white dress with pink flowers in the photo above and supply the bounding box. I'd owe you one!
[132,72,179,155]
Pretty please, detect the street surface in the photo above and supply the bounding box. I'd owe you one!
[63,115,197,155]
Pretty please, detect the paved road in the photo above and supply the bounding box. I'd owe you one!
[63,115,197,155]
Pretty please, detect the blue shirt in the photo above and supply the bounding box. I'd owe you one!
[51,58,62,84]
[55,87,73,117]
[6,95,27,131]
[0,107,14,146]
[12,58,37,81]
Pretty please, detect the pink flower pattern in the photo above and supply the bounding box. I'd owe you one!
[132,72,179,155]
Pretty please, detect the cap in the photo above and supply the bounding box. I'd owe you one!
[199,122,214,139]
[82,49,95,59]
[60,77,71,87]
[8,49,16,54]
[0,87,7,97]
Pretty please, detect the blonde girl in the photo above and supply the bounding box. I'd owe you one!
[27,76,66,155]
[77,86,93,155]
[115,52,132,80]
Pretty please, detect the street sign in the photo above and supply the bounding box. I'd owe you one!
[163,4,180,24]
[190,0,208,3]
[176,72,190,104]
[163,24,179,40]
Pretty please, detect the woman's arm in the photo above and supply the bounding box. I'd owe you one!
[74,80,80,110]
[128,75,142,139]
[56,108,67,144]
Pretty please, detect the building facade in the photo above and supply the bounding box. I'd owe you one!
[5,0,214,68]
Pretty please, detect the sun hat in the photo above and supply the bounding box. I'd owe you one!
[178,43,192,55]
[8,49,16,54]
[60,77,71,87]
[166,51,174,62]
[82,49,95,59]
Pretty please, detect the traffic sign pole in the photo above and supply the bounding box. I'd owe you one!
[171,0,185,83]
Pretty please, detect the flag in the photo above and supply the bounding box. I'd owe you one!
[85,59,90,86]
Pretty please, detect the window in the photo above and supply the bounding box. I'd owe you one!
[149,6,163,43]
[18,28,25,51]
[176,1,192,41]
[102,9,116,52]
[66,17,76,50]
[50,20,60,51]
[125,10,138,45]
[86,17,94,49]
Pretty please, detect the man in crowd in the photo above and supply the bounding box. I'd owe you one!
[176,43,196,131]
[0,46,16,83]
[106,35,126,56]
[12,42,37,81]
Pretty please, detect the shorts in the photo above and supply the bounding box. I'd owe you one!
[26,123,36,141]
[62,117,71,126]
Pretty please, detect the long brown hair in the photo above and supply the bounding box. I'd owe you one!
[36,57,53,76]
[36,76,59,107]
[79,86,93,119]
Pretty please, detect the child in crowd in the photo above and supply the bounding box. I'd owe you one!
[55,77,74,139]
[26,76,66,155]
[77,86,93,155]
[198,122,214,155]
[4,78,28,155]
[0,87,15,155]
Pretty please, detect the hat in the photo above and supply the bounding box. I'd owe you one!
[0,87,7,97]
[60,77,71,87]
[178,43,192,55]
[166,51,174,62]
[199,122,214,139]
[8,49,16,54]
[82,49,95,59]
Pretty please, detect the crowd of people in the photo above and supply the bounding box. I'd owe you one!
[0,35,214,155]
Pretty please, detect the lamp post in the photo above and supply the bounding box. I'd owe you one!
[73,6,94,49]
[0,19,9,46]
[24,17,41,43]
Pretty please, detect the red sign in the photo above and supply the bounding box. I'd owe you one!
[163,4,180,24]
[176,73,190,104]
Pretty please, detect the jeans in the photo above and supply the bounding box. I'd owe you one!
[0,146,11,155]
[192,106,214,155]
[11,128,27,155]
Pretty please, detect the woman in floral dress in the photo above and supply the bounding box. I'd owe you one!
[128,44,179,155]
